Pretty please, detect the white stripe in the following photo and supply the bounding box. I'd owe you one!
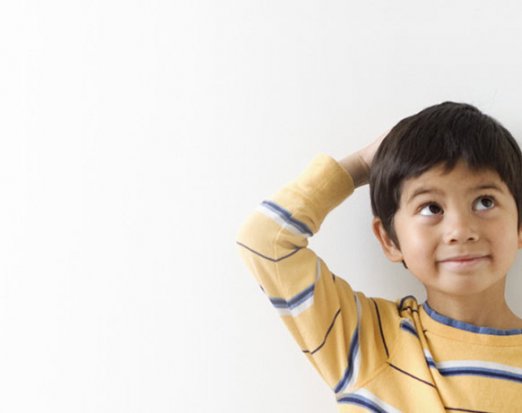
[336,294,362,394]
[257,204,311,237]
[275,298,313,317]
[347,295,362,390]
[275,258,322,318]
[347,345,361,391]
[339,388,403,413]
[356,388,403,413]
[436,359,522,376]
[424,351,522,378]
[424,349,437,370]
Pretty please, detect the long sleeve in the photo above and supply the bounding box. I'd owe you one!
[236,153,389,395]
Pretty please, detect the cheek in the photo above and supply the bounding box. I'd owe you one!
[499,231,521,254]
[481,222,520,262]
[400,232,437,265]
[400,237,431,262]
[406,227,435,248]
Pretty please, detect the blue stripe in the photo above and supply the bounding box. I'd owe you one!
[268,283,315,310]
[439,367,522,383]
[400,320,418,337]
[261,200,313,236]
[425,356,437,368]
[423,302,522,335]
[337,395,387,413]
[334,327,359,393]
[425,356,522,383]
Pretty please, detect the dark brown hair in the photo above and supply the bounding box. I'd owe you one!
[369,101,522,246]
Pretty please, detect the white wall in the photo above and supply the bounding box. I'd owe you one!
[2,1,522,412]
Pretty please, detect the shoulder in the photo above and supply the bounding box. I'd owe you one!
[365,294,420,320]
[352,294,419,338]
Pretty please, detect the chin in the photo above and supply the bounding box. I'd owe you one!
[436,282,497,298]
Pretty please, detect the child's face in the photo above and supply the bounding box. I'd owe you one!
[374,160,522,300]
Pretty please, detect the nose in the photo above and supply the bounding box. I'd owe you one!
[442,209,479,244]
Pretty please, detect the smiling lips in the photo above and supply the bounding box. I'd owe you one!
[438,254,490,270]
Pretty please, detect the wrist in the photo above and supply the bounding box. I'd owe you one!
[338,153,370,188]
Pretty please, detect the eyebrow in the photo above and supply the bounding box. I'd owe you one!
[406,187,441,204]
[406,183,504,204]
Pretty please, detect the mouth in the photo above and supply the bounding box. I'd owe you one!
[438,255,490,271]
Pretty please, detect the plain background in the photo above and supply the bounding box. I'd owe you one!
[1,1,522,412]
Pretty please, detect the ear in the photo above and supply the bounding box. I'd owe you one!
[518,226,522,249]
[372,217,404,263]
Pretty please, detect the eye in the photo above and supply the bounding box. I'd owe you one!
[474,195,495,211]
[419,203,443,216]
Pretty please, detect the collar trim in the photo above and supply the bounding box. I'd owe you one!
[422,302,522,336]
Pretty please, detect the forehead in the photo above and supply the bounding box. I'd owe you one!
[399,161,507,203]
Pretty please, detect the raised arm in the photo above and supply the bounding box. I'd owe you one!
[236,133,388,396]
[339,131,388,187]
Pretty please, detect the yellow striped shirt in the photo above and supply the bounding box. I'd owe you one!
[236,153,522,412]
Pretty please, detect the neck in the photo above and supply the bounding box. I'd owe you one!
[426,279,522,330]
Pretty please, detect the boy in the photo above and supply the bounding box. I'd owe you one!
[236,102,522,412]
